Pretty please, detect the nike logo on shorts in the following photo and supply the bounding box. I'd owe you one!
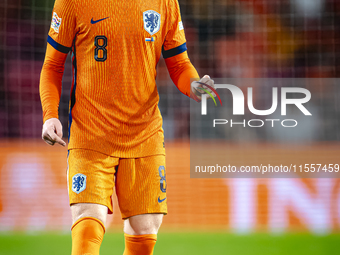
[158,197,167,203]
[91,17,109,24]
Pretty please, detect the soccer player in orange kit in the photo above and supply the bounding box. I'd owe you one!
[40,0,215,254]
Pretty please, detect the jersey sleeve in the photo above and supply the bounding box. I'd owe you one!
[164,51,199,97]
[47,0,77,53]
[40,44,68,123]
[162,0,187,59]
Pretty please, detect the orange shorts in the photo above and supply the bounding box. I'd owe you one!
[67,149,167,219]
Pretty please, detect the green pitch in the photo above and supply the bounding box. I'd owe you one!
[0,232,339,255]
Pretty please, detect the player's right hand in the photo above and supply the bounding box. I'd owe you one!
[42,118,66,147]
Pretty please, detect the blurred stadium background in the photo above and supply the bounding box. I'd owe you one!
[0,0,340,254]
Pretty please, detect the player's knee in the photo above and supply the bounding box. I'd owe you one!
[125,214,163,235]
[71,203,108,226]
[127,220,161,235]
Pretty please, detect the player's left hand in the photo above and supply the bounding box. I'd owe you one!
[190,75,216,102]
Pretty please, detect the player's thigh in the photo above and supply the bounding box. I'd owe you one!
[68,149,118,222]
[115,155,167,220]
[124,213,163,235]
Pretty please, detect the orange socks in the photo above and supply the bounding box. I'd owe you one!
[71,217,156,255]
[71,217,105,255]
[123,233,157,255]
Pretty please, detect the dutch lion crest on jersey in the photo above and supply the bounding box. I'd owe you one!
[72,173,87,194]
[143,10,161,36]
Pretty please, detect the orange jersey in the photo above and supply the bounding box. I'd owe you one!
[40,0,199,157]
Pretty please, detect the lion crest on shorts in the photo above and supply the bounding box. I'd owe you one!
[72,173,87,194]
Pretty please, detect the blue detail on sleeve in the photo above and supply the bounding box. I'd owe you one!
[162,43,187,59]
[68,41,77,142]
[47,35,71,54]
